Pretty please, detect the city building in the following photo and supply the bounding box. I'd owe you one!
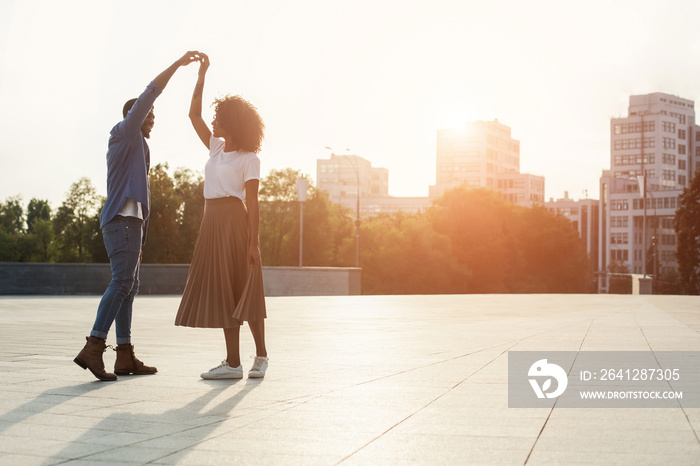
[545,192,600,272]
[598,92,699,292]
[429,119,545,206]
[317,153,430,216]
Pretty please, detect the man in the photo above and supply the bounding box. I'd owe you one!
[74,51,202,381]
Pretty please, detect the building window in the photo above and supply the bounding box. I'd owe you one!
[611,216,629,227]
[615,169,654,179]
[679,144,686,155]
[663,121,676,133]
[613,154,655,165]
[615,121,655,134]
[678,129,686,140]
[661,234,676,246]
[662,170,676,181]
[611,249,629,261]
[611,199,628,211]
[611,233,629,244]
[613,137,655,150]
[679,159,686,170]
[662,153,676,165]
[663,137,676,150]
[679,175,686,186]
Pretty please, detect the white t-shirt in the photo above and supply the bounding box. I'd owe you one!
[117,197,143,220]
[203,135,261,200]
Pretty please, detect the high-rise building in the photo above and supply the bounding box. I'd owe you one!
[317,154,388,201]
[316,153,431,216]
[546,192,600,273]
[429,119,544,206]
[598,92,699,291]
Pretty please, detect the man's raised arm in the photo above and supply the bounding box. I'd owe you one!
[153,51,201,91]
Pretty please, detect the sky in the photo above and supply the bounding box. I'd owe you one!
[2,0,700,210]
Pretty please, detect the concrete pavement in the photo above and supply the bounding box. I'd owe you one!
[0,294,699,465]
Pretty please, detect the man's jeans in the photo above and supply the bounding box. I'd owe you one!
[90,216,143,344]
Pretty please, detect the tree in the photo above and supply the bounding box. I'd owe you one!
[430,187,521,292]
[0,195,24,235]
[173,167,205,263]
[26,198,51,234]
[351,212,469,294]
[514,205,591,293]
[303,190,354,266]
[53,177,100,262]
[0,195,24,261]
[142,164,180,263]
[430,187,592,293]
[675,173,700,294]
[16,198,55,262]
[259,168,305,265]
[30,218,56,262]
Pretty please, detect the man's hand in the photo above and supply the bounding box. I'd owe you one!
[153,51,203,91]
[176,51,202,68]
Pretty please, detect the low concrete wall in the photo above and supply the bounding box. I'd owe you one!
[0,263,361,296]
[263,267,362,296]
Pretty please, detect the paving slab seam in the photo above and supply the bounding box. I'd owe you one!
[335,341,521,465]
[523,318,594,464]
[636,316,700,445]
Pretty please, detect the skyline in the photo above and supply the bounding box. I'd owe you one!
[3,0,700,209]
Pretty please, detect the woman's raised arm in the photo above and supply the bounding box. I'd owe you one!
[189,53,212,149]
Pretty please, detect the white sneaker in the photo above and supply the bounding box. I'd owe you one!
[248,356,269,378]
[200,360,243,379]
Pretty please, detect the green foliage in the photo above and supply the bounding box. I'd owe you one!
[143,164,180,263]
[608,275,632,294]
[675,173,700,294]
[173,167,205,263]
[430,187,592,293]
[0,195,24,235]
[26,199,51,234]
[655,269,682,295]
[52,178,100,262]
[353,212,469,294]
[259,168,302,265]
[142,165,205,264]
[259,169,353,266]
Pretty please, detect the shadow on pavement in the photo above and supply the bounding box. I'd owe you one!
[39,377,262,464]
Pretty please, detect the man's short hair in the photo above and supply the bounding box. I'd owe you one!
[123,98,138,118]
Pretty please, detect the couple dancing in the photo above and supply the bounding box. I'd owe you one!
[74,51,268,382]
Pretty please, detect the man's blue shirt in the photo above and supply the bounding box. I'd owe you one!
[100,81,163,241]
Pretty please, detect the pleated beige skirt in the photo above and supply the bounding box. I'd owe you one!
[175,197,266,328]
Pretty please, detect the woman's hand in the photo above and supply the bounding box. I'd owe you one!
[248,244,261,268]
[198,53,210,76]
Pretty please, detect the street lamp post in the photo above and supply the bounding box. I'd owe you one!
[295,178,309,268]
[640,113,647,278]
[346,153,361,268]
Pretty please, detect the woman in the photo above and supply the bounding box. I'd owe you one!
[175,53,268,379]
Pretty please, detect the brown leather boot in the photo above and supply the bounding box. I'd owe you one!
[114,344,157,375]
[74,336,117,381]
